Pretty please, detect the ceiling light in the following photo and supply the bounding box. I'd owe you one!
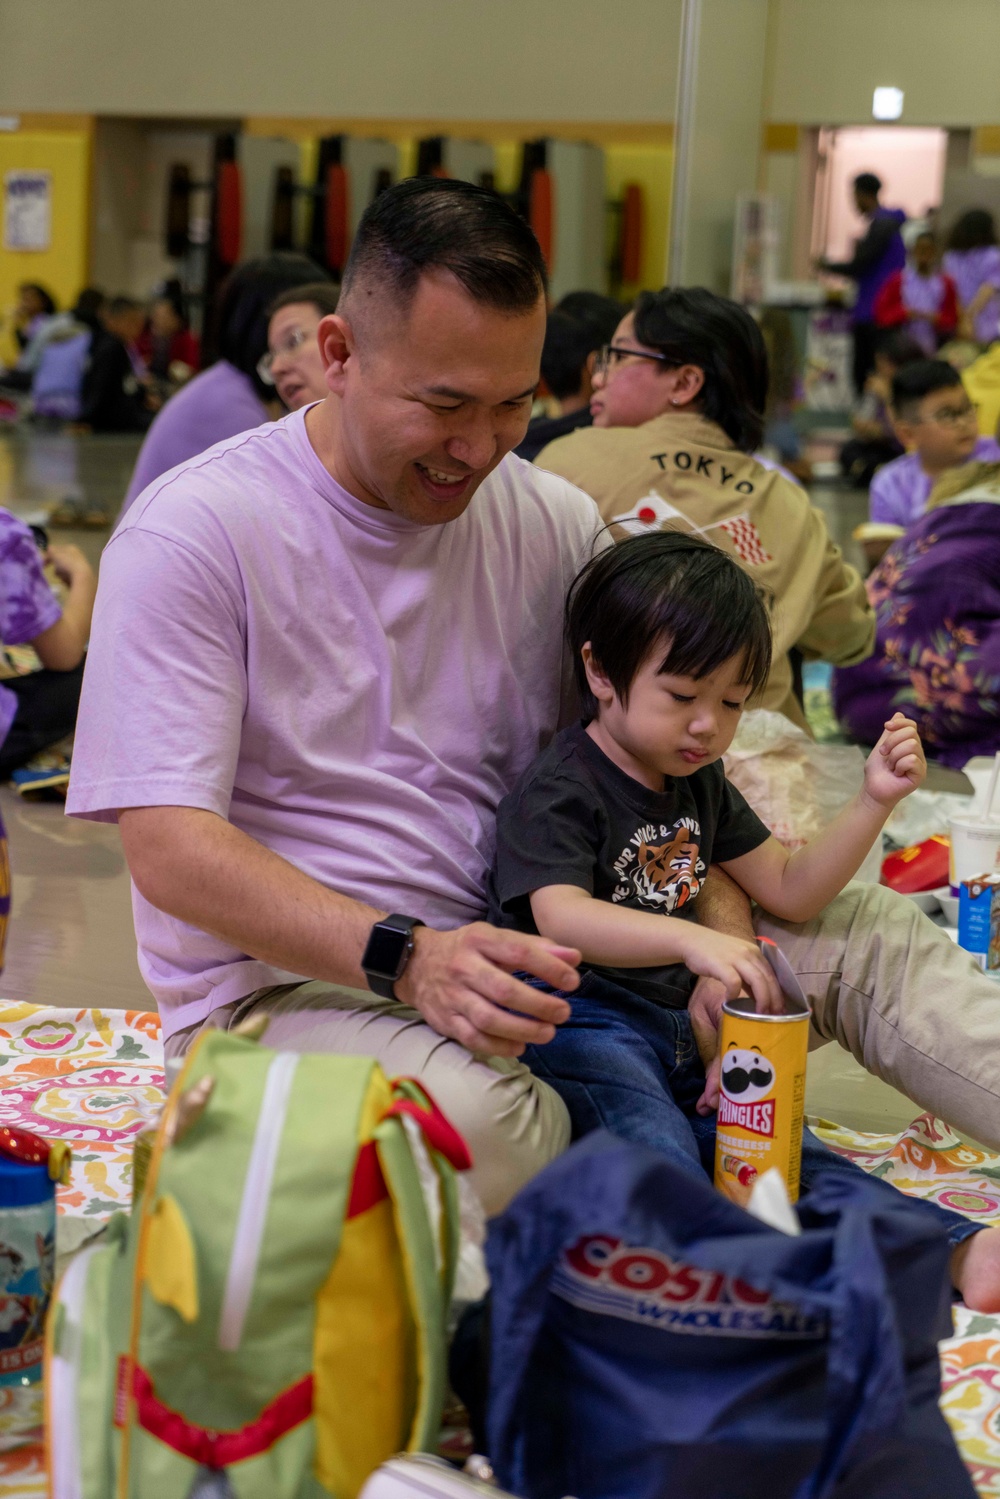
[872,87,904,121]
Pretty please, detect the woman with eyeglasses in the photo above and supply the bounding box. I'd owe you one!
[260,281,340,413]
[120,253,328,518]
[535,285,874,731]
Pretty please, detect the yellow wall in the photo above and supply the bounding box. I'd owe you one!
[605,146,672,293]
[251,120,673,295]
[0,119,92,358]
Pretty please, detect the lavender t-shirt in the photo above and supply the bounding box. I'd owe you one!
[869,437,1000,528]
[120,360,268,516]
[67,409,603,1036]
[0,511,62,744]
[942,246,1000,345]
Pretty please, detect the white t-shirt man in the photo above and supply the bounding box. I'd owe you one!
[67,409,603,1040]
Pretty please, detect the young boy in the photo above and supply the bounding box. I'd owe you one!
[874,230,958,358]
[489,531,1000,1308]
[839,329,921,491]
[868,359,1000,529]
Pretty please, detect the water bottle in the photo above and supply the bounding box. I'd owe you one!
[0,1126,70,1386]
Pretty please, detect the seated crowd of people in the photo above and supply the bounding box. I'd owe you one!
[5,181,1000,1310]
[0,279,200,430]
[826,187,1000,765]
[47,178,1000,1313]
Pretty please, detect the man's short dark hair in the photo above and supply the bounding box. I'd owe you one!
[540,312,596,400]
[341,177,547,319]
[108,296,142,316]
[874,328,925,368]
[854,172,882,198]
[540,293,625,399]
[268,281,340,320]
[566,531,772,721]
[555,290,626,337]
[891,359,962,418]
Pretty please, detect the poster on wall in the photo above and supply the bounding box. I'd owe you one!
[3,171,52,252]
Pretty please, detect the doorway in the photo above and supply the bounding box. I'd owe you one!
[811,126,947,262]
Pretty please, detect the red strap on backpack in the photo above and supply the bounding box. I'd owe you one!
[383,1084,473,1171]
[117,1358,312,1466]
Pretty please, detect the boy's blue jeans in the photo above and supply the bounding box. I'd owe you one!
[522,970,980,1251]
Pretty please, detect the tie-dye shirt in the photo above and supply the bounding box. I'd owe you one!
[0,512,61,744]
[869,438,1000,528]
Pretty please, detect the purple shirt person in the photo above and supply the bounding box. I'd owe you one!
[819,173,907,393]
[897,268,953,357]
[870,436,1000,526]
[835,469,1000,766]
[121,360,268,515]
[0,513,62,745]
[869,359,1000,528]
[943,244,1000,345]
[120,253,329,517]
[822,187,906,325]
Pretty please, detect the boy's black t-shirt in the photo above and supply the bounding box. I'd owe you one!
[488,721,771,1008]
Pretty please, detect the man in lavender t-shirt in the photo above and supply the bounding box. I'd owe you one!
[68,182,606,1212]
[65,182,1000,1210]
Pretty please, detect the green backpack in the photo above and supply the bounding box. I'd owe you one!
[45,1025,470,1499]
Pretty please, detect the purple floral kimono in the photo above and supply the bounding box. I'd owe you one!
[833,491,1000,766]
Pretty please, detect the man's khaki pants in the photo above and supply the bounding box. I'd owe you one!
[166,883,1000,1216]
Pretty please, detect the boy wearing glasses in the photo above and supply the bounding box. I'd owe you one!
[869,360,1000,530]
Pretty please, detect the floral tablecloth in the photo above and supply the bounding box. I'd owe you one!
[0,1005,999,1495]
[0,1005,163,1494]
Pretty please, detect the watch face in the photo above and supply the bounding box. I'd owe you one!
[363,924,410,980]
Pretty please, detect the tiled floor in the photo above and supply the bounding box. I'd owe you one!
[0,424,938,1135]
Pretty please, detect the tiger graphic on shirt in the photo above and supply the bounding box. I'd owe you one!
[611,815,706,912]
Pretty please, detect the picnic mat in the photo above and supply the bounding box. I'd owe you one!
[0,1008,999,1495]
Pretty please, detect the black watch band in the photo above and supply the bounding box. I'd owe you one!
[361,914,425,1001]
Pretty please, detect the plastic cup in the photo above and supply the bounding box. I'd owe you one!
[949,815,1000,895]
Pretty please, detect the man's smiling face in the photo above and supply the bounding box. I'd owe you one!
[315,268,546,526]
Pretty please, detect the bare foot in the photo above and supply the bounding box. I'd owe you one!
[951,1229,1000,1312]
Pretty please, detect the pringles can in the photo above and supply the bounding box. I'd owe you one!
[714,939,810,1207]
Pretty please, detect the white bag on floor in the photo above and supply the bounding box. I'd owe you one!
[723,710,883,883]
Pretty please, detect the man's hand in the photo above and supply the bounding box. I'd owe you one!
[689,975,729,1116]
[395,923,580,1057]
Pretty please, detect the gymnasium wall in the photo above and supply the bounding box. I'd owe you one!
[0,117,91,356]
[0,0,682,121]
[767,0,1000,126]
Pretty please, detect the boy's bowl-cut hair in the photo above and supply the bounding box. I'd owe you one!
[890,358,963,419]
[567,531,773,721]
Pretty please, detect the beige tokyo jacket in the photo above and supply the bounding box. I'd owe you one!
[536,411,875,730]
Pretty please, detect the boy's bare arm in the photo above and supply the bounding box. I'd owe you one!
[724,714,925,922]
[529,883,782,1007]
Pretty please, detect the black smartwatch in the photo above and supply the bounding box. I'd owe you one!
[361,914,425,1000]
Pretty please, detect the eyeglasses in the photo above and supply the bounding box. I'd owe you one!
[923,400,979,429]
[593,343,673,381]
[257,327,314,384]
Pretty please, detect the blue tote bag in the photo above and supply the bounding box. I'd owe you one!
[484,1132,974,1499]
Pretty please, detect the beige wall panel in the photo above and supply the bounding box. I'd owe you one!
[770,0,1000,126]
[676,0,769,291]
[0,0,681,121]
